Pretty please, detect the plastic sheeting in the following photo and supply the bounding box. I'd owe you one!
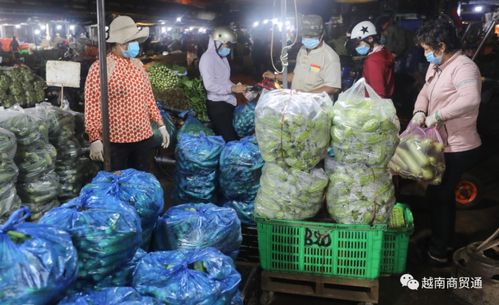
[0,127,20,221]
[39,195,142,283]
[133,248,241,305]
[0,207,78,305]
[223,201,255,226]
[153,203,241,259]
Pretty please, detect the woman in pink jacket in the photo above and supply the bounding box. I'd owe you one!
[411,19,482,265]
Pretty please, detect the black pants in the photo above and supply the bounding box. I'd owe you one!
[110,137,154,172]
[427,146,481,257]
[206,100,239,142]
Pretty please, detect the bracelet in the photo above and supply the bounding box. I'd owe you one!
[414,110,426,116]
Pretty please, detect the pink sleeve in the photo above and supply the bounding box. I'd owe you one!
[438,63,481,121]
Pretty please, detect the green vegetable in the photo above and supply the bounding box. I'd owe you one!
[179,77,209,122]
[0,67,45,108]
[148,64,180,94]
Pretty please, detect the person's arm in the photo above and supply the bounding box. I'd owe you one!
[199,57,234,94]
[308,85,339,94]
[438,63,481,121]
[263,71,293,83]
[317,52,341,94]
[84,62,103,142]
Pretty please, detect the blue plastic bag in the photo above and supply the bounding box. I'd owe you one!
[0,207,78,305]
[173,133,225,203]
[81,169,164,249]
[223,201,255,226]
[177,113,215,141]
[94,249,147,289]
[153,203,241,259]
[157,101,177,141]
[39,195,142,284]
[58,287,161,305]
[219,136,263,202]
[133,248,241,305]
[233,100,256,138]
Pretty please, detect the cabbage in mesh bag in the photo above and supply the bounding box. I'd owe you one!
[326,159,395,224]
[0,208,78,305]
[58,287,161,305]
[153,203,242,259]
[219,136,263,202]
[233,100,256,138]
[81,169,164,249]
[133,248,241,305]
[39,195,142,284]
[255,163,328,220]
[255,90,333,171]
[331,78,400,167]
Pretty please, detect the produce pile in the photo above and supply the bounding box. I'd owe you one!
[179,77,209,122]
[0,127,21,221]
[148,64,180,93]
[132,248,241,305]
[0,208,78,305]
[172,132,225,204]
[81,169,164,249]
[233,100,256,138]
[327,79,398,224]
[59,287,161,305]
[153,203,242,259]
[255,163,328,220]
[176,114,214,141]
[0,66,46,108]
[39,194,142,284]
[219,136,264,224]
[255,90,333,171]
[389,124,445,185]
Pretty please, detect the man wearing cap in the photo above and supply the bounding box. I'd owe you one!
[84,16,169,171]
[264,15,341,95]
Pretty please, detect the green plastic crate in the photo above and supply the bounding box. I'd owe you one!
[381,204,414,275]
[256,218,386,280]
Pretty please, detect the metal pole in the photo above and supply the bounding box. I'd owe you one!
[96,0,111,171]
[281,0,288,89]
[472,20,496,61]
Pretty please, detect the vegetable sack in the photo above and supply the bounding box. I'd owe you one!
[0,207,78,305]
[331,78,400,167]
[389,123,445,185]
[177,113,215,141]
[0,127,20,221]
[255,90,333,171]
[94,249,147,289]
[39,195,142,284]
[58,287,161,305]
[233,100,256,138]
[255,163,328,220]
[133,248,241,305]
[223,200,255,225]
[153,203,242,259]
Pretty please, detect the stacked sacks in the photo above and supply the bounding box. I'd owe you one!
[328,78,399,224]
[254,90,332,220]
[233,100,256,138]
[59,287,161,305]
[133,248,241,305]
[0,127,21,221]
[39,194,142,285]
[0,207,78,305]
[81,169,164,249]
[219,136,264,225]
[153,203,242,259]
[94,249,147,289]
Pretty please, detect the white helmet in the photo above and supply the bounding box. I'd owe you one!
[350,21,377,40]
[212,27,236,44]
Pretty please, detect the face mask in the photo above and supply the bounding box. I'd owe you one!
[122,41,140,58]
[356,46,370,55]
[302,37,320,49]
[425,51,443,65]
[217,47,231,57]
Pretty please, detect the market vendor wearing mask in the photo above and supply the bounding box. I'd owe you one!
[199,27,247,142]
[85,16,170,171]
[263,15,341,95]
[350,20,394,98]
[411,19,482,266]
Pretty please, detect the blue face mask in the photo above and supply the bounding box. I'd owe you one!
[122,41,140,58]
[217,47,231,57]
[425,51,443,65]
[356,46,370,55]
[302,37,320,49]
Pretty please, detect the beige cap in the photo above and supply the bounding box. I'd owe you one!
[106,16,149,44]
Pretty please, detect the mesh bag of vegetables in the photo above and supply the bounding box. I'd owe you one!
[152,203,242,259]
[58,287,161,305]
[223,200,255,225]
[233,100,257,138]
[255,90,333,171]
[326,159,395,224]
[133,248,241,305]
[94,249,147,289]
[0,207,78,305]
[39,194,142,284]
[331,78,400,167]
[255,163,328,220]
[219,136,264,202]
[389,123,446,185]
[81,169,164,249]
[172,132,224,203]
[177,113,215,141]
